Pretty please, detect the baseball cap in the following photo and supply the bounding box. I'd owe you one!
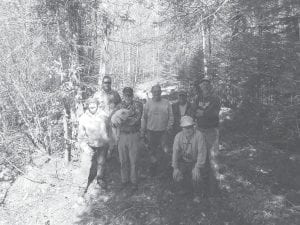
[180,116,195,127]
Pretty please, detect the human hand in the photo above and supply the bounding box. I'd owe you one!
[173,168,183,182]
[192,167,201,182]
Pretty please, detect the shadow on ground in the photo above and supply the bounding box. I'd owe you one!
[74,146,249,225]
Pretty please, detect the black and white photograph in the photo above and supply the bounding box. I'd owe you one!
[0,0,299,224]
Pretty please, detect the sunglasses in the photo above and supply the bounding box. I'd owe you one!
[103,81,111,84]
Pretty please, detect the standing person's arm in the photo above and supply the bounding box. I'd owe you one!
[114,91,122,106]
[140,101,149,136]
[203,96,221,119]
[78,117,89,149]
[191,96,200,119]
[167,101,174,131]
[125,102,143,126]
[172,134,180,169]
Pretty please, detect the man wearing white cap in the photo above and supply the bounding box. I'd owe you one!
[172,116,207,202]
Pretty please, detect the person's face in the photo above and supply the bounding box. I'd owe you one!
[178,94,187,105]
[88,102,98,114]
[182,125,194,136]
[123,94,133,104]
[102,78,112,92]
[199,82,211,97]
[152,87,161,101]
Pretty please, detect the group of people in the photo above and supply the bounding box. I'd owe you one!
[77,75,221,203]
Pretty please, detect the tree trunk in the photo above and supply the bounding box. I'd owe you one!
[201,16,208,79]
[63,103,72,162]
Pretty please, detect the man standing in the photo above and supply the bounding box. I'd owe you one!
[172,116,207,202]
[93,75,121,152]
[194,78,221,197]
[78,98,110,193]
[172,90,193,135]
[112,87,143,192]
[141,84,174,176]
[93,75,121,117]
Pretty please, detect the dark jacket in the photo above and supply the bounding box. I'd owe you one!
[193,94,221,129]
[115,100,143,133]
[172,101,193,133]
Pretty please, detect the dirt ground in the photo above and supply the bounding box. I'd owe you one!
[0,136,300,225]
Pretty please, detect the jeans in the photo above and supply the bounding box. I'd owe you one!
[80,143,108,191]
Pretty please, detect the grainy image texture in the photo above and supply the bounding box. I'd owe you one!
[0,0,299,225]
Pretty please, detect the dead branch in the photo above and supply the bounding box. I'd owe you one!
[0,181,12,206]
[4,157,46,184]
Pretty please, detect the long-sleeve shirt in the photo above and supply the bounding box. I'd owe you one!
[141,98,174,132]
[93,89,121,116]
[193,94,221,129]
[78,109,109,147]
[172,130,207,170]
[115,100,143,133]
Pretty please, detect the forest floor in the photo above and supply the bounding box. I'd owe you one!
[1,130,300,225]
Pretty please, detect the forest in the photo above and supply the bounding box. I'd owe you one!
[0,0,299,224]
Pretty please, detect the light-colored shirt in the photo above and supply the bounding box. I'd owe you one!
[141,98,174,132]
[93,89,121,116]
[172,129,207,169]
[78,109,109,147]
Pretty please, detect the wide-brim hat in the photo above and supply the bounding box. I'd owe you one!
[180,116,195,127]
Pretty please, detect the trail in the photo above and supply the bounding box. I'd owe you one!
[1,136,299,225]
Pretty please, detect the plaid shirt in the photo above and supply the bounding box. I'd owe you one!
[115,100,143,133]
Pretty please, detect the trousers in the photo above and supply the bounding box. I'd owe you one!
[80,143,108,189]
[200,128,220,195]
[118,132,139,184]
[176,161,201,196]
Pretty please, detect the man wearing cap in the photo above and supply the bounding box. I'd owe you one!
[141,84,174,176]
[112,87,143,192]
[193,78,221,197]
[78,98,110,193]
[172,90,193,135]
[172,116,207,202]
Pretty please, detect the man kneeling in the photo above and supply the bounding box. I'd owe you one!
[172,116,207,202]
